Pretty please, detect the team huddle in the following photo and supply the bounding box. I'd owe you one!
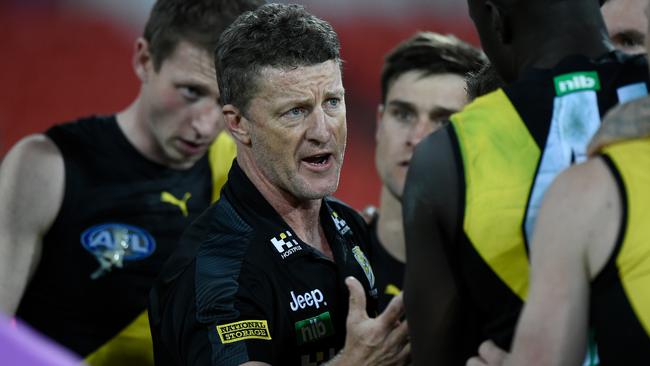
[1,0,649,365]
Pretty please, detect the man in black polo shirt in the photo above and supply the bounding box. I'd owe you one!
[148,4,410,366]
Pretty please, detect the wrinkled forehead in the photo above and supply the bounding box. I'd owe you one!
[253,61,344,101]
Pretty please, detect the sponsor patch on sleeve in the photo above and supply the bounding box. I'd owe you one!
[216,320,272,344]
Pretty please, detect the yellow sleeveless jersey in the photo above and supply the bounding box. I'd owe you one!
[592,138,650,364]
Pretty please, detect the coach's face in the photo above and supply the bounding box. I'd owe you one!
[242,60,347,201]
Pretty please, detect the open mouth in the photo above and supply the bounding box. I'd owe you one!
[178,139,206,155]
[183,140,201,148]
[302,153,332,166]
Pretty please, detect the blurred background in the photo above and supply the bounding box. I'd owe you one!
[0,0,479,209]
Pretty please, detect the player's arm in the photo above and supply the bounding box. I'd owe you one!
[506,158,621,366]
[402,127,464,365]
[0,135,64,313]
[470,158,621,366]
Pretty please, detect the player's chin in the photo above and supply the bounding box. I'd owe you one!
[297,176,339,200]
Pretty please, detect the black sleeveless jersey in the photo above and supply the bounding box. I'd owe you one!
[16,115,213,358]
[366,215,405,312]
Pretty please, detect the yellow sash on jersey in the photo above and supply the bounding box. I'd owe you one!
[450,89,540,300]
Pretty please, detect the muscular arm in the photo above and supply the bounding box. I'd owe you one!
[0,135,64,313]
[402,127,463,365]
[504,158,621,366]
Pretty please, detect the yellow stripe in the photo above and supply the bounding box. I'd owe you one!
[84,311,153,366]
[603,138,650,337]
[208,130,237,203]
[451,89,540,300]
[384,284,402,296]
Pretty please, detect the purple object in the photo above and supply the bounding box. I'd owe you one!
[0,314,82,366]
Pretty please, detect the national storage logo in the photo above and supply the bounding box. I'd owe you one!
[216,320,271,344]
[554,71,600,97]
[295,311,335,345]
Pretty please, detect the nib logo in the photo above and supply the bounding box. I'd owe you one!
[294,311,335,345]
[554,71,600,97]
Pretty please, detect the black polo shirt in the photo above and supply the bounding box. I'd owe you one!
[149,161,378,366]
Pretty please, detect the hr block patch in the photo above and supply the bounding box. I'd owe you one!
[216,320,272,344]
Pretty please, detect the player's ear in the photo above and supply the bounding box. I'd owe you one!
[486,0,513,45]
[223,105,251,146]
[133,37,154,83]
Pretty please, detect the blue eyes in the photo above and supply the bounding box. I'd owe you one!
[179,86,201,101]
[286,107,307,118]
[283,98,342,119]
[326,98,340,108]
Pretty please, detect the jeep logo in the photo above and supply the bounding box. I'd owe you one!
[289,289,326,312]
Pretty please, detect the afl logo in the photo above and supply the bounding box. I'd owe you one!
[81,223,156,279]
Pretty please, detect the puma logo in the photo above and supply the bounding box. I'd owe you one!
[384,284,401,296]
[160,191,192,217]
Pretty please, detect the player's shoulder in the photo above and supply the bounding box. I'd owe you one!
[548,157,616,213]
[195,195,255,253]
[2,134,63,174]
[409,125,457,187]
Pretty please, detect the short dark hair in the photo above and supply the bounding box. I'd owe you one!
[143,0,264,71]
[216,3,341,113]
[380,32,486,103]
[465,62,506,101]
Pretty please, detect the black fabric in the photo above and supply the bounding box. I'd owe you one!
[366,215,405,312]
[149,162,378,366]
[16,115,212,357]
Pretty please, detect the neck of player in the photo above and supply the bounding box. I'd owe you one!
[239,156,334,260]
[512,8,614,77]
[377,185,406,263]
